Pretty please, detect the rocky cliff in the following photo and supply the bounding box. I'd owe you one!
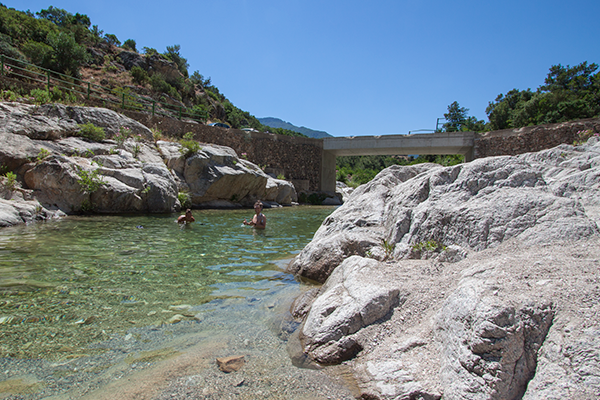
[0,102,297,227]
[288,137,600,399]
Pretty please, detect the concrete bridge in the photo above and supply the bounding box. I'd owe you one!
[321,132,475,191]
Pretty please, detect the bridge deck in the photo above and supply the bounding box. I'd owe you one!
[323,132,475,156]
[320,132,475,191]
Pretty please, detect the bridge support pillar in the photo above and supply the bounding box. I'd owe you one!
[463,147,474,162]
[321,150,336,192]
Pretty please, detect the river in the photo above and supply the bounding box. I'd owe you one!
[0,207,358,399]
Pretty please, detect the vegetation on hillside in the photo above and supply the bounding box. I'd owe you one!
[0,4,305,137]
[441,61,600,133]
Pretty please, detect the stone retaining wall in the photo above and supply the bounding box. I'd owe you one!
[474,117,600,158]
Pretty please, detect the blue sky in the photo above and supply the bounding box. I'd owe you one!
[3,0,598,137]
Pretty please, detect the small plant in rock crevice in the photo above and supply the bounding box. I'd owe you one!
[151,128,162,142]
[179,132,201,158]
[381,238,394,260]
[4,171,17,190]
[114,126,131,148]
[411,240,447,253]
[36,148,51,163]
[75,166,105,194]
[574,129,600,145]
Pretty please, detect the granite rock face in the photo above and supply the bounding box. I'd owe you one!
[289,140,600,283]
[291,138,600,399]
[0,102,297,226]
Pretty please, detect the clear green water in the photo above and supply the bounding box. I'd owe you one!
[0,206,334,361]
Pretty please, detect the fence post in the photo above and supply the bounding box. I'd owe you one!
[47,71,51,91]
[87,82,91,100]
[179,106,182,120]
[152,101,155,116]
[1,55,4,76]
[122,93,125,109]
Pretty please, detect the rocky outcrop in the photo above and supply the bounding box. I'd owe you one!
[289,141,600,283]
[158,140,297,208]
[290,138,600,399]
[0,102,297,226]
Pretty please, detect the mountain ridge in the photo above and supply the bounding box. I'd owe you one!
[258,117,332,139]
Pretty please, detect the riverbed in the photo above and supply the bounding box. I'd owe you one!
[0,207,358,399]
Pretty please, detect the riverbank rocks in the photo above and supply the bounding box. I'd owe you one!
[158,140,297,207]
[0,101,297,226]
[299,256,402,364]
[290,138,600,398]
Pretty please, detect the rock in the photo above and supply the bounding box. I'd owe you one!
[167,314,185,324]
[300,256,402,364]
[289,142,600,283]
[435,278,554,399]
[216,355,245,373]
[0,101,296,225]
[0,102,151,140]
[0,198,57,227]
[292,139,600,398]
[158,141,297,207]
[116,50,145,70]
[336,181,354,203]
[264,177,298,204]
[321,195,342,206]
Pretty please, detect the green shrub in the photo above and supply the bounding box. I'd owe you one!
[130,66,148,85]
[4,171,17,190]
[75,166,105,193]
[0,90,18,101]
[122,39,137,52]
[179,133,201,157]
[78,123,106,141]
[178,191,191,208]
[30,88,51,104]
[411,240,446,253]
[46,31,90,76]
[50,86,76,103]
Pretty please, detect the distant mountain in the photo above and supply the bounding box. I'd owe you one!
[259,117,332,139]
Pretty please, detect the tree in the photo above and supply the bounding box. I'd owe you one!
[36,6,72,27]
[104,33,120,46]
[164,44,189,77]
[122,39,137,52]
[46,31,90,76]
[486,62,600,130]
[191,70,211,87]
[443,101,468,132]
[89,25,103,44]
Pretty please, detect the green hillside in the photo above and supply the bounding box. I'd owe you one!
[0,4,306,137]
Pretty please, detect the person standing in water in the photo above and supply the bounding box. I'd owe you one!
[177,209,195,224]
[243,200,266,229]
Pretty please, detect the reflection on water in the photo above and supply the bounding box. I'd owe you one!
[0,206,334,361]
